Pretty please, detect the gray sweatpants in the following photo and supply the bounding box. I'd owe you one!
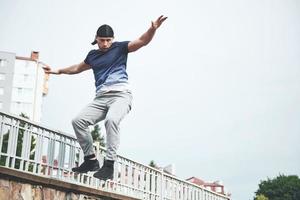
[71,91,132,161]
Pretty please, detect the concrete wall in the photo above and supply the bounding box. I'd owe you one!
[0,179,101,200]
[0,166,139,200]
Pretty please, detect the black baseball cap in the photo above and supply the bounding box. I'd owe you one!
[91,24,114,45]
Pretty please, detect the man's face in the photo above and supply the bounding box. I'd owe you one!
[96,37,114,51]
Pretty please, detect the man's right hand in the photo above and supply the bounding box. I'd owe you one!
[43,65,61,74]
[42,62,91,75]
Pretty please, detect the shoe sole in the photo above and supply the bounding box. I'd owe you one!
[72,166,100,174]
[94,176,113,181]
[93,174,113,181]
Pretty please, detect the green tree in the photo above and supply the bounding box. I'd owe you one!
[91,124,105,147]
[16,113,36,171]
[0,113,36,171]
[255,194,268,200]
[16,113,29,158]
[0,131,9,166]
[149,160,157,168]
[75,124,105,165]
[255,174,300,200]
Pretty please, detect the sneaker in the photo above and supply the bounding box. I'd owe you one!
[72,159,100,173]
[93,160,114,181]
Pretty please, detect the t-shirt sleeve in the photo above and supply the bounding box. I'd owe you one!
[119,41,130,54]
[84,50,94,65]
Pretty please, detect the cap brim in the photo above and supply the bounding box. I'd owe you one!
[91,40,97,45]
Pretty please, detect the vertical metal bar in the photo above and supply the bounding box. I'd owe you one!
[62,137,67,177]
[26,124,33,172]
[160,171,164,200]
[69,139,77,182]
[7,119,17,168]
[133,165,139,189]
[11,119,19,168]
[19,122,24,170]
[47,132,55,176]
[5,118,12,168]
[57,135,65,179]
[36,129,44,175]
[151,171,156,198]
[145,169,150,194]
[4,117,11,167]
[165,177,169,200]
[192,187,195,200]
[0,117,12,167]
[199,188,202,200]
[139,167,145,192]
[172,179,175,200]
[177,181,180,200]
[69,139,76,171]
[23,123,30,171]
[127,161,132,187]
[32,127,39,173]
[0,114,4,155]
[120,160,126,185]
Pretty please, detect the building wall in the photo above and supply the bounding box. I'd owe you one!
[0,51,15,112]
[34,62,48,121]
[0,51,48,122]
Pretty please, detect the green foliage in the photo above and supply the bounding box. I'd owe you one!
[0,132,9,166]
[255,194,268,200]
[74,124,105,167]
[91,124,105,147]
[149,160,157,168]
[0,113,36,171]
[255,174,300,200]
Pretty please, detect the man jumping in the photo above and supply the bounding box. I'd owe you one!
[44,15,167,180]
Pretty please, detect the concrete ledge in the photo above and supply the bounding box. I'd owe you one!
[0,166,140,200]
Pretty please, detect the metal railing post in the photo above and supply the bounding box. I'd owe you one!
[160,170,164,200]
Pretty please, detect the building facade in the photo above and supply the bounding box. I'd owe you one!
[186,176,231,197]
[0,51,49,122]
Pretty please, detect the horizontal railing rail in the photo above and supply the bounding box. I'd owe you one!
[0,111,230,200]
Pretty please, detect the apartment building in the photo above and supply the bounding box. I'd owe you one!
[0,51,49,122]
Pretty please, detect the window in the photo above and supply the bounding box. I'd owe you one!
[24,74,29,82]
[0,59,8,67]
[17,88,22,95]
[0,73,5,81]
[0,88,4,95]
[12,87,34,100]
[11,101,32,116]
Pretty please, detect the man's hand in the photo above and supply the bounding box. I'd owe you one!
[43,65,61,75]
[151,15,168,30]
[42,62,91,75]
[128,15,167,52]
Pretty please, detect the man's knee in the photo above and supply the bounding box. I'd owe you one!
[105,116,119,128]
[72,116,86,128]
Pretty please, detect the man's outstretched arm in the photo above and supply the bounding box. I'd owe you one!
[128,15,167,53]
[43,61,91,75]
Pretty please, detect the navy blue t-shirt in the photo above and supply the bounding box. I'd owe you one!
[84,41,130,92]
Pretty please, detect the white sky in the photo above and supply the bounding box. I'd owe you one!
[1,0,300,199]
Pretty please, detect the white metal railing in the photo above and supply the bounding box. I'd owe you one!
[0,111,230,200]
